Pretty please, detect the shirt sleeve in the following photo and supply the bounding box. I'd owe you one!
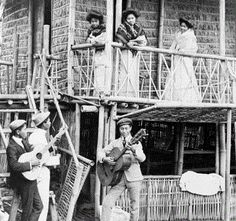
[97,140,115,163]
[133,141,146,162]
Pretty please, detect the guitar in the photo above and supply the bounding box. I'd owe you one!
[97,129,147,186]
[18,126,67,181]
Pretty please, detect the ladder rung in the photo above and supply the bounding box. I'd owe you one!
[0,109,37,113]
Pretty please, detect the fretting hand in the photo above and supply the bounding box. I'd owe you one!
[30,159,40,167]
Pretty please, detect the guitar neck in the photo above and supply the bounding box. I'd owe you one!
[38,127,66,155]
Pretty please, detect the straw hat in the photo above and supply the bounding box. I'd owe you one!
[86,10,104,23]
[32,112,50,127]
[117,118,133,127]
[9,120,26,132]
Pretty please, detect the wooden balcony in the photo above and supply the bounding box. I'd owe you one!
[70,43,236,106]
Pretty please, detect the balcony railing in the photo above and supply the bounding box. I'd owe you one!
[71,43,236,104]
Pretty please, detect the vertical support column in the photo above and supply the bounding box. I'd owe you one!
[115,0,122,32]
[75,103,81,154]
[28,0,33,85]
[105,0,114,94]
[40,48,46,112]
[12,27,19,94]
[215,123,220,174]
[225,109,232,221]
[157,0,165,90]
[174,123,180,174]
[177,123,185,175]
[219,123,226,219]
[126,0,132,7]
[95,106,105,220]
[67,0,76,95]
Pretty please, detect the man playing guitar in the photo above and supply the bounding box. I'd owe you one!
[7,119,43,221]
[98,118,146,221]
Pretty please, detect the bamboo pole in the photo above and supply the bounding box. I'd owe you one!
[12,27,19,94]
[115,0,122,32]
[28,0,33,85]
[105,0,114,94]
[215,123,220,174]
[174,123,180,174]
[235,122,236,164]
[75,103,81,155]
[95,106,105,220]
[67,0,76,95]
[126,0,132,7]
[177,123,185,175]
[157,0,164,90]
[40,48,46,111]
[219,123,226,220]
[225,109,232,221]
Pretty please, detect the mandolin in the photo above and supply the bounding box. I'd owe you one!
[18,126,66,181]
[97,129,147,186]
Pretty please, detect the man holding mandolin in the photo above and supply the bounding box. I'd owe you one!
[98,118,146,221]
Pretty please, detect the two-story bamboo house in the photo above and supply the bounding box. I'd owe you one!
[0,0,236,220]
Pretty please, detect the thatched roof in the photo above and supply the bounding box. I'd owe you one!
[116,102,236,123]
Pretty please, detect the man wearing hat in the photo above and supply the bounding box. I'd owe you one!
[98,118,146,221]
[29,112,51,221]
[7,119,43,221]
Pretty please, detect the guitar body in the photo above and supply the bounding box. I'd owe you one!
[97,129,147,186]
[18,146,50,181]
[97,148,132,186]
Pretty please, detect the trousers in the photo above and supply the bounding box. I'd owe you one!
[101,175,141,221]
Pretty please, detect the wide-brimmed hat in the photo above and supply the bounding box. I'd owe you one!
[86,10,104,23]
[32,112,50,127]
[122,8,140,20]
[117,118,133,127]
[179,17,194,29]
[9,119,26,132]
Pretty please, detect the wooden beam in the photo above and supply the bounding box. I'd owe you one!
[219,0,225,56]
[177,123,185,175]
[225,109,232,221]
[75,103,81,154]
[115,0,122,32]
[67,0,76,95]
[28,0,33,85]
[215,123,220,174]
[95,106,105,220]
[12,27,19,94]
[174,123,180,174]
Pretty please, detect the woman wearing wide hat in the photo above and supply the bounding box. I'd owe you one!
[85,10,110,96]
[165,16,200,103]
[116,8,147,97]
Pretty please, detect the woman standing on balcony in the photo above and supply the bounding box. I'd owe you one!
[86,10,109,96]
[116,8,147,97]
[165,17,200,102]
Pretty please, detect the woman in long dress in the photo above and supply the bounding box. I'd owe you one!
[165,17,200,102]
[86,10,108,96]
[116,8,147,97]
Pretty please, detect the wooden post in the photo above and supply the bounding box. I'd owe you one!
[215,123,220,174]
[177,123,185,175]
[12,27,19,94]
[126,0,132,7]
[28,0,33,85]
[6,65,10,94]
[115,0,122,32]
[105,0,114,94]
[235,122,236,164]
[95,106,105,220]
[157,0,165,90]
[174,123,180,174]
[40,48,46,112]
[67,0,76,95]
[219,123,226,220]
[225,109,232,221]
[75,103,81,154]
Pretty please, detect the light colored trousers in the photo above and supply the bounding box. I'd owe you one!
[37,167,50,221]
[101,175,141,221]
